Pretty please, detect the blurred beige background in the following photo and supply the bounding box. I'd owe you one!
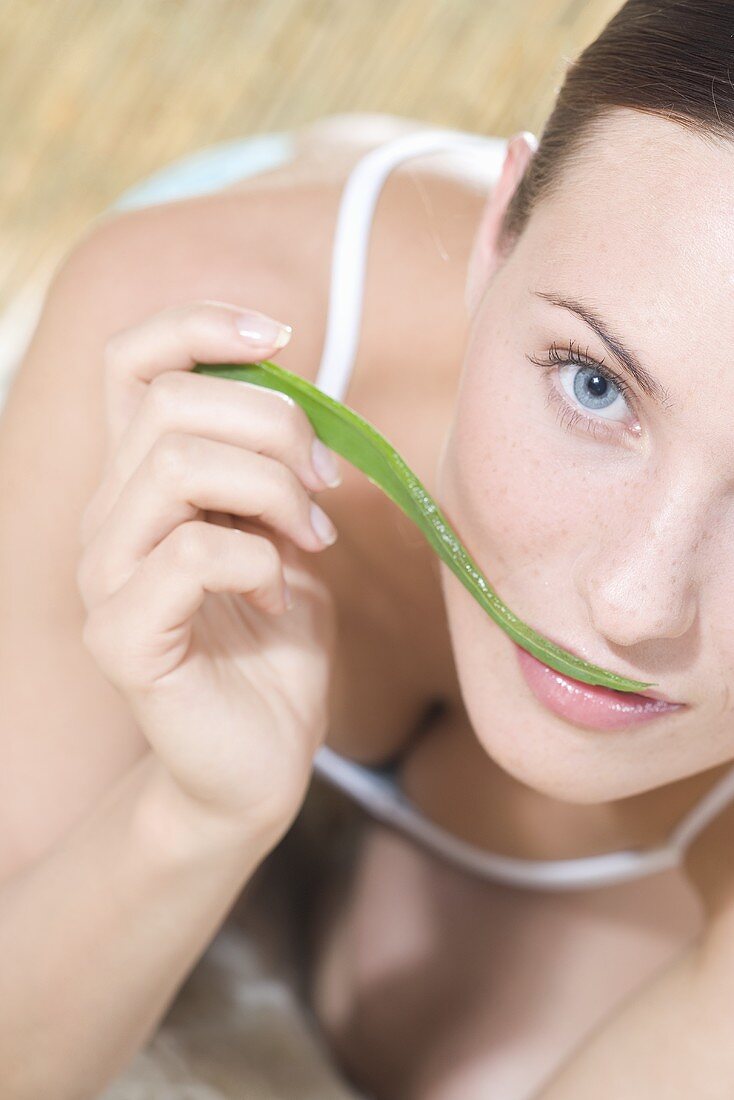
[0,0,619,313]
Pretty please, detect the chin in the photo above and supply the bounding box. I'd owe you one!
[470,717,637,806]
[438,562,686,806]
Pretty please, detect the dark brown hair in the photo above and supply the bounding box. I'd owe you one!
[498,0,734,256]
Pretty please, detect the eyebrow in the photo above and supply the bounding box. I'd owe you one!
[533,290,674,409]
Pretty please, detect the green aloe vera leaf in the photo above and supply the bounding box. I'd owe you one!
[193,358,655,695]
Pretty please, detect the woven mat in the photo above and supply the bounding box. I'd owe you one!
[0,0,620,311]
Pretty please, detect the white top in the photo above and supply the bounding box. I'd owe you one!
[307,124,734,890]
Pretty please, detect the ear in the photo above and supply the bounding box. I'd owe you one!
[464,130,538,317]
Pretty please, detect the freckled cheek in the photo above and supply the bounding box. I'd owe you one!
[446,378,587,571]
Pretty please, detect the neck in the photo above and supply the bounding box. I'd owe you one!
[400,703,734,862]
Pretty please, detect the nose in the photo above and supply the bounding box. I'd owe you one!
[575,495,700,648]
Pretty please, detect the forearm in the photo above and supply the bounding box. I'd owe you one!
[0,750,275,1100]
[534,935,730,1099]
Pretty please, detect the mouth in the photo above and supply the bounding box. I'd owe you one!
[513,631,686,732]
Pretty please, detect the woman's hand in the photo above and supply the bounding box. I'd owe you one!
[76,300,341,847]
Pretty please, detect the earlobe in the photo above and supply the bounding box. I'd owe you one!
[464,130,538,317]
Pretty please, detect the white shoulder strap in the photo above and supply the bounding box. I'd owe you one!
[315,127,507,402]
[310,751,734,890]
[668,761,734,852]
[311,745,679,890]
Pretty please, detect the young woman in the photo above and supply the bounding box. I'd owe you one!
[2,1,734,1097]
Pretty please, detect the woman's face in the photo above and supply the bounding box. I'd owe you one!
[436,108,734,803]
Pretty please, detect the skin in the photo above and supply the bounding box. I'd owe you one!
[303,109,734,1097]
[2,108,733,1098]
[436,106,734,806]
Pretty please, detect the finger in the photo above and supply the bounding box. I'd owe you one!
[102,300,292,454]
[77,432,337,608]
[81,367,337,543]
[81,521,290,692]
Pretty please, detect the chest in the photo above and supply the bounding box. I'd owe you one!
[304,817,705,1100]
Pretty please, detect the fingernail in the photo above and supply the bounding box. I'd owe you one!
[235,311,292,348]
[311,438,342,487]
[310,501,338,546]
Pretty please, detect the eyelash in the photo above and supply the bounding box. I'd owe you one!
[526,340,639,443]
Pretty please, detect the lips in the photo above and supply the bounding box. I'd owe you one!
[538,629,679,704]
[513,636,685,732]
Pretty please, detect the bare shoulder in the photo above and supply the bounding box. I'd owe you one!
[90,110,492,399]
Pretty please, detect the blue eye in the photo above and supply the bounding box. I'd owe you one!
[525,339,641,443]
[560,361,629,421]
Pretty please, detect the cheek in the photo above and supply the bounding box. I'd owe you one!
[440,358,583,589]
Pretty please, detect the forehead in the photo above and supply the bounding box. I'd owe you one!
[524,110,734,363]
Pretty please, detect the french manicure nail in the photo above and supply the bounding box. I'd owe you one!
[310,501,338,546]
[235,311,292,348]
[311,438,342,487]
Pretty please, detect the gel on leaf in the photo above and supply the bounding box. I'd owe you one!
[193,359,655,695]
